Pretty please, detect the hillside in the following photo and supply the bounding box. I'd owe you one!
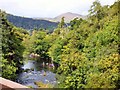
[53,12,85,23]
[1,0,119,88]
[6,12,85,31]
[7,14,58,32]
[34,12,86,23]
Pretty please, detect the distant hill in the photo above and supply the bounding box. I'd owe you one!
[53,12,85,23]
[7,14,59,32]
[6,12,86,32]
[38,12,86,23]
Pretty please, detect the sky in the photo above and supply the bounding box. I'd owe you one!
[0,0,116,18]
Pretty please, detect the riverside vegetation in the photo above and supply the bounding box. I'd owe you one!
[0,0,119,88]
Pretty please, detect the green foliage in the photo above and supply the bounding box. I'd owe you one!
[48,38,64,63]
[34,31,49,58]
[55,1,119,88]
[23,29,51,59]
[57,48,88,88]
[85,54,119,88]
[70,18,83,30]
[23,1,119,87]
[1,57,17,80]
[7,14,58,32]
[58,17,65,28]
[1,0,119,88]
[0,10,26,80]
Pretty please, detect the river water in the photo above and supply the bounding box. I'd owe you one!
[16,60,57,88]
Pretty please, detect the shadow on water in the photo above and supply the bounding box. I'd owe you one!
[16,58,58,88]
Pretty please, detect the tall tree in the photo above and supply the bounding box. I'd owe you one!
[58,17,65,28]
[0,10,25,80]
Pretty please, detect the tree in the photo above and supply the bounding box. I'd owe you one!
[58,17,65,28]
[0,10,25,80]
[55,1,119,88]
[70,18,83,30]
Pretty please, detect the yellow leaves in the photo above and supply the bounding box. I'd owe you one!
[46,2,119,88]
[34,81,53,88]
[84,53,119,88]
[99,53,119,70]
[87,72,114,88]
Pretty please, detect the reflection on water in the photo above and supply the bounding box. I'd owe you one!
[16,60,57,88]
[22,60,36,70]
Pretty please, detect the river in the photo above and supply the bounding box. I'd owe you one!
[16,60,58,88]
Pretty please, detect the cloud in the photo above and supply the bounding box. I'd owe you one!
[0,0,116,18]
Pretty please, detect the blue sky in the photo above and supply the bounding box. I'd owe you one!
[0,0,116,18]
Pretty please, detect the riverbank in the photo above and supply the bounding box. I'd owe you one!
[16,60,58,88]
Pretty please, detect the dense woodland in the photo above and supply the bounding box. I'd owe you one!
[7,14,58,32]
[0,0,119,88]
